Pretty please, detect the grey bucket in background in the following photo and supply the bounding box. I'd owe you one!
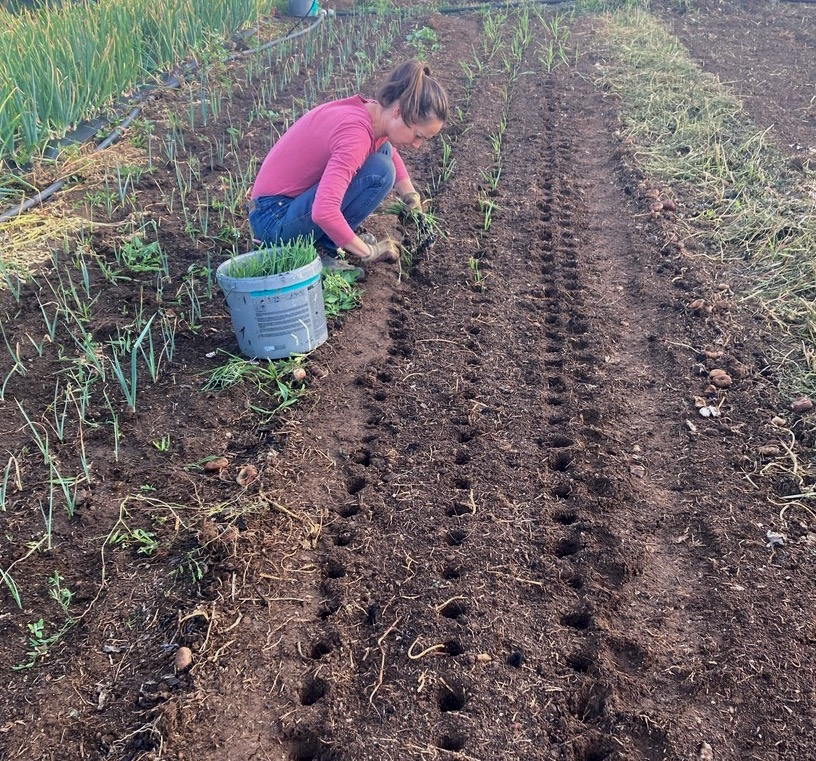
[216,252,328,360]
[287,0,319,16]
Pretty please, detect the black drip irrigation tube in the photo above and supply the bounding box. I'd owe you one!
[0,11,327,226]
[334,0,570,15]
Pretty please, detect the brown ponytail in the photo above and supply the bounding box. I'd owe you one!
[377,60,449,126]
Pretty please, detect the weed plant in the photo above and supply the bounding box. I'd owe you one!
[322,271,361,319]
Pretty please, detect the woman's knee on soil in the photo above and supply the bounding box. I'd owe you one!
[248,196,290,245]
[248,211,276,245]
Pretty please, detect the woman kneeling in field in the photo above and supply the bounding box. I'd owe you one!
[248,60,448,280]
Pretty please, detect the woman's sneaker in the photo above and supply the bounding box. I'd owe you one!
[318,248,365,282]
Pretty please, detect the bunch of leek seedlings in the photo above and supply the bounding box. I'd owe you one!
[226,237,317,278]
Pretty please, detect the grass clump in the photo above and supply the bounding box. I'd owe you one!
[597,9,816,394]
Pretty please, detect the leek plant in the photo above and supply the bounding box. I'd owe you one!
[108,314,157,412]
[0,0,276,161]
[16,401,51,464]
[1,454,21,514]
[103,392,121,462]
[49,460,79,518]
[1,566,21,609]
[0,259,23,302]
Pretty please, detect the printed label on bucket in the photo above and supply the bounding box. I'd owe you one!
[253,295,314,338]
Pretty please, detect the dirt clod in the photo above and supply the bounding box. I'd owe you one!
[174,647,193,672]
[203,457,229,472]
[236,464,259,487]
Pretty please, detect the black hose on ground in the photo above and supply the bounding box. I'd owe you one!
[334,0,570,15]
[235,11,326,58]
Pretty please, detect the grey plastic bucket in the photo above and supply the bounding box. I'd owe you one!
[287,0,318,16]
[216,251,328,360]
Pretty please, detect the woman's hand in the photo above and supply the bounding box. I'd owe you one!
[401,190,423,212]
[343,235,399,263]
[361,237,399,263]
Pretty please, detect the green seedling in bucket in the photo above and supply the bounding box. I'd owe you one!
[226,237,317,278]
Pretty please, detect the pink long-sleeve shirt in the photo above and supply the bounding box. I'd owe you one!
[251,95,409,248]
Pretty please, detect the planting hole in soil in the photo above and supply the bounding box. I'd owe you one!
[454,450,470,465]
[562,609,593,631]
[549,451,574,471]
[552,481,574,499]
[333,531,354,547]
[445,529,468,547]
[352,449,371,466]
[555,536,582,558]
[319,597,342,621]
[309,641,333,661]
[567,575,586,591]
[345,476,366,496]
[289,737,332,761]
[447,501,472,517]
[566,649,596,674]
[438,599,469,619]
[300,677,329,707]
[435,732,467,752]
[325,559,346,579]
[437,681,467,713]
[553,509,578,525]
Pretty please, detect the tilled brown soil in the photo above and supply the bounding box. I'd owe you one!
[2,3,815,761]
[661,0,816,173]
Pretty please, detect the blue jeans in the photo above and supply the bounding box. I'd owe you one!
[249,142,396,249]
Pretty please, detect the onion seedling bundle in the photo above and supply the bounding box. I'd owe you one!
[226,238,317,279]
